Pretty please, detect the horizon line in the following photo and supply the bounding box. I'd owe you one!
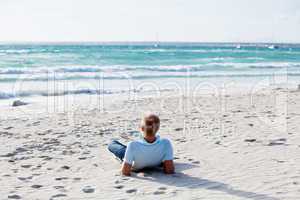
[0,41,300,45]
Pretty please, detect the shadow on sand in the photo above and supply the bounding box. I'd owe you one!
[133,163,279,200]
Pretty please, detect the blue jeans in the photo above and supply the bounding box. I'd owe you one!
[108,140,127,161]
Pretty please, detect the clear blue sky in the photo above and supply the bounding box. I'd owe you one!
[1,0,300,43]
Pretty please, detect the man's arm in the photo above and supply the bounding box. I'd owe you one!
[122,162,132,176]
[163,160,175,174]
[122,142,134,176]
[162,139,174,174]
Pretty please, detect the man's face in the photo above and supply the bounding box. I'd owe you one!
[141,116,160,136]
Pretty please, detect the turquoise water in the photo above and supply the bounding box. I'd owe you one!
[0,43,300,99]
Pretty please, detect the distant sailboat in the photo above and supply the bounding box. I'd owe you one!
[154,32,160,48]
[236,44,241,49]
[268,45,279,50]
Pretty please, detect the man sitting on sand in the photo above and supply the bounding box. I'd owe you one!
[108,113,175,176]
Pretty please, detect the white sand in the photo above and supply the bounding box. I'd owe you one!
[0,88,300,200]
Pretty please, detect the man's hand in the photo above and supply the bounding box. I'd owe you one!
[163,160,175,174]
[121,162,132,176]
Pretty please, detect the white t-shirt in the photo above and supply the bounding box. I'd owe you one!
[124,135,173,170]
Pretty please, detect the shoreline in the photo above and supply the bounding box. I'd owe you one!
[1,74,299,102]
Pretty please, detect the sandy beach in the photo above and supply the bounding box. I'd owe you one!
[1,0,300,199]
[1,87,299,200]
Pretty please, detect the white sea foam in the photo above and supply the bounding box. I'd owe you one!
[0,62,299,76]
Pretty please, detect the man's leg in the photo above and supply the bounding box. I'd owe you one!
[107,140,127,161]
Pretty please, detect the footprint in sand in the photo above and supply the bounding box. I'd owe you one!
[21,164,32,169]
[32,121,41,126]
[114,185,124,189]
[82,186,95,193]
[4,126,13,130]
[268,138,287,146]
[125,189,137,193]
[61,165,71,170]
[31,184,43,189]
[158,187,167,190]
[8,194,21,199]
[50,194,67,199]
[174,128,183,131]
[244,139,257,143]
[153,191,165,195]
[248,123,254,127]
[18,176,33,181]
[55,177,69,181]
[53,186,65,189]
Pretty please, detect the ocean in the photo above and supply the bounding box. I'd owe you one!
[0,43,300,100]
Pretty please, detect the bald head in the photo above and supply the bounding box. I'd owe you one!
[140,113,160,136]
